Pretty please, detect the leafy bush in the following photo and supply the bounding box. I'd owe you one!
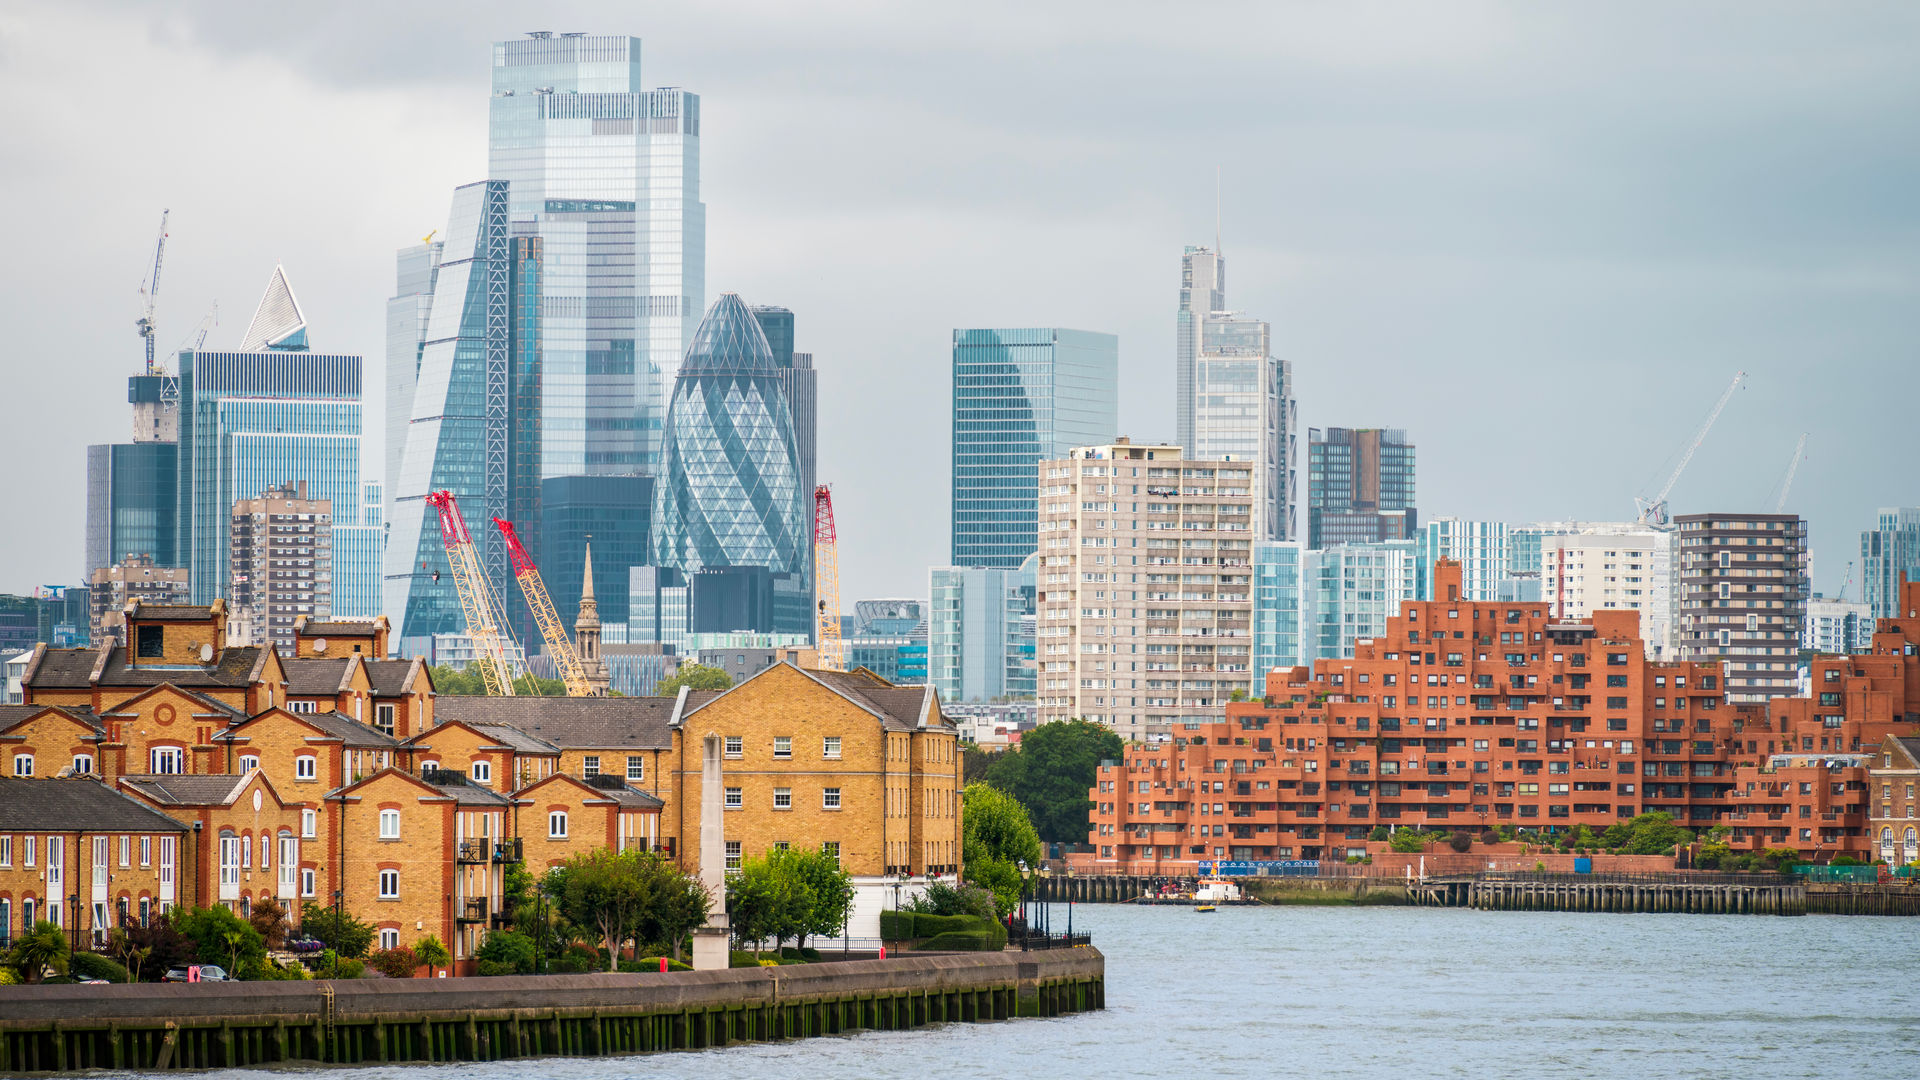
[906,880,997,920]
[70,952,130,983]
[1388,830,1428,853]
[244,958,308,980]
[167,906,264,974]
[914,930,999,951]
[1479,830,1500,846]
[299,903,375,960]
[473,931,537,975]
[1368,826,1391,842]
[548,955,596,974]
[476,960,517,977]
[369,946,419,979]
[1447,833,1473,853]
[413,936,451,971]
[332,958,366,980]
[634,956,693,972]
[1832,855,1860,867]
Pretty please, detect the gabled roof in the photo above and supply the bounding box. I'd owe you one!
[514,771,664,810]
[1885,735,1920,769]
[684,662,950,733]
[471,722,562,755]
[418,767,513,806]
[0,703,102,736]
[0,777,190,832]
[283,657,359,696]
[118,772,258,807]
[128,603,219,622]
[91,644,269,690]
[295,619,383,640]
[97,682,246,724]
[22,645,103,690]
[224,706,402,750]
[431,695,708,750]
[366,658,426,696]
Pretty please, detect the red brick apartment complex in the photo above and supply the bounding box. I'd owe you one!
[1085,562,1920,873]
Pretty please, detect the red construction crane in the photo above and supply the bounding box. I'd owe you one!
[423,490,518,696]
[814,485,843,671]
[493,517,597,696]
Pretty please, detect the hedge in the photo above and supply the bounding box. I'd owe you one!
[880,910,915,941]
[913,931,1000,952]
[882,911,1006,945]
[70,953,131,983]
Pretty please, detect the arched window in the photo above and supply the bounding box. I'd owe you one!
[1904,827,1917,864]
[1881,827,1896,861]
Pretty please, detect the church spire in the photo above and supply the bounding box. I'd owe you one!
[573,542,609,694]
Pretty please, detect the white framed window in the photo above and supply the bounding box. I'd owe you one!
[378,927,400,950]
[821,841,840,864]
[724,736,742,758]
[0,835,10,866]
[140,835,151,867]
[378,869,399,899]
[626,755,644,781]
[582,754,601,778]
[149,747,183,774]
[822,787,842,810]
[724,786,742,809]
[219,834,240,887]
[822,736,841,760]
[773,787,792,810]
[301,867,316,897]
[773,736,792,759]
[289,700,317,713]
[24,835,35,867]
[374,704,395,736]
[471,760,492,785]
[242,834,253,869]
[278,835,297,891]
[300,809,316,839]
[72,754,94,775]
[92,836,109,888]
[295,756,317,781]
[378,809,401,839]
[724,840,742,871]
[238,755,260,772]
[12,754,33,777]
[548,811,569,839]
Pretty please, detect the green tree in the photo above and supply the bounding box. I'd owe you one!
[655,663,733,696]
[5,920,70,983]
[725,856,804,958]
[169,906,265,974]
[428,664,567,696]
[981,719,1122,844]
[413,935,451,973]
[961,744,998,785]
[299,902,375,959]
[1598,811,1695,855]
[108,927,154,984]
[769,848,855,948]
[634,860,711,963]
[545,847,655,971]
[962,781,1043,916]
[473,930,537,976]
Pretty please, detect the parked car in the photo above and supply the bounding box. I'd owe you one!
[161,964,232,982]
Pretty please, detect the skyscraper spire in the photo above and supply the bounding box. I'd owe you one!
[1215,165,1221,255]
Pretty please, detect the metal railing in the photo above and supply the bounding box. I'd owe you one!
[1473,870,1796,886]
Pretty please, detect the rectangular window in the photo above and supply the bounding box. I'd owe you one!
[295,756,317,781]
[25,836,36,867]
[0,836,12,867]
[378,869,399,899]
[301,809,316,839]
[301,868,315,898]
[626,755,645,781]
[471,760,492,784]
[821,841,841,864]
[12,754,32,777]
[379,928,400,950]
[288,701,317,714]
[139,835,151,867]
[773,736,792,759]
[724,736,743,758]
[773,787,792,810]
[724,787,743,809]
[725,840,742,871]
[374,704,396,736]
[823,787,842,810]
[549,811,568,838]
[379,809,401,839]
[135,624,164,658]
[823,736,841,759]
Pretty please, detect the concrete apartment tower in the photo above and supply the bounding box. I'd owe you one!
[88,555,190,646]
[228,481,333,650]
[1675,513,1809,702]
[1035,440,1254,743]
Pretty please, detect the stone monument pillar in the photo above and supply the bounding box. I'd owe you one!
[691,732,731,971]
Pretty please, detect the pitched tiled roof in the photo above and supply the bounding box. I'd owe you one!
[293,709,403,749]
[365,658,423,696]
[0,703,102,734]
[522,772,664,809]
[92,645,267,689]
[296,620,382,639]
[283,657,354,696]
[1889,735,1920,766]
[0,777,190,832]
[469,722,562,755]
[130,603,219,621]
[23,645,104,690]
[420,768,513,806]
[98,684,246,724]
[432,695,703,750]
[781,666,947,732]
[118,773,253,806]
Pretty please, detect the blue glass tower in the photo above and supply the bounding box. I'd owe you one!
[950,328,1117,569]
[651,294,806,585]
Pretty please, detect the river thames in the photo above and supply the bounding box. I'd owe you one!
[150,904,1918,1080]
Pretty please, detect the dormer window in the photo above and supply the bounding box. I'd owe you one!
[136,625,164,658]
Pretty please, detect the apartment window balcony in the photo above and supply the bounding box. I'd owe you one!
[457,898,490,923]
[456,839,490,864]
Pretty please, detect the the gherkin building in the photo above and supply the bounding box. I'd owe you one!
[652,293,807,579]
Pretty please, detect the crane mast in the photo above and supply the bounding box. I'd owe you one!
[136,210,169,376]
[1635,370,1746,528]
[1773,433,1808,513]
[814,485,843,671]
[492,517,597,696]
[424,490,518,696]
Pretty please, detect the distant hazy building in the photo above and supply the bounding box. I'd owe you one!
[628,566,689,655]
[750,306,818,523]
[1804,594,1872,657]
[846,599,929,685]
[1035,442,1254,743]
[950,328,1118,569]
[228,482,332,650]
[1175,245,1225,458]
[1302,540,1418,662]
[88,555,190,645]
[1307,427,1416,548]
[540,475,653,639]
[1862,508,1920,620]
[1251,541,1306,692]
[1676,513,1809,703]
[928,558,1036,706]
[1538,525,1677,657]
[384,236,442,528]
[85,441,180,579]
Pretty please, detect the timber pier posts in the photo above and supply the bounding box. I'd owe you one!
[0,950,1104,1074]
[1407,874,1807,915]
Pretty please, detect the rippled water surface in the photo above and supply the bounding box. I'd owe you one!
[155,905,1920,1080]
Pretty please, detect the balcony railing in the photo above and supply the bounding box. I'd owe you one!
[493,838,523,863]
[456,839,490,864]
[458,898,489,923]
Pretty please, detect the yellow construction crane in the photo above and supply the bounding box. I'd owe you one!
[424,490,518,696]
[493,517,598,696]
[814,485,843,671]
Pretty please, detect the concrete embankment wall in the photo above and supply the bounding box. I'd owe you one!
[0,949,1104,1074]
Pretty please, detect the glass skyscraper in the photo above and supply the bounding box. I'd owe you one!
[1302,540,1418,661]
[1307,427,1417,547]
[928,556,1037,704]
[950,328,1117,569]
[488,32,704,477]
[177,269,367,607]
[651,294,807,582]
[85,442,179,576]
[1251,541,1305,693]
[1862,507,1920,620]
[541,474,653,632]
[1415,518,1517,602]
[1176,246,1225,458]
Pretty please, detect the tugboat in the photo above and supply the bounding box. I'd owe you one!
[1192,876,1241,911]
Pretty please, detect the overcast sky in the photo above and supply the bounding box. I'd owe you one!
[2,1,1915,605]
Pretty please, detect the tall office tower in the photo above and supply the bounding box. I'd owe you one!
[951,328,1118,569]
[627,565,689,654]
[1307,427,1416,547]
[928,556,1037,705]
[88,555,190,645]
[1538,525,1678,657]
[541,474,654,636]
[1251,541,1306,693]
[177,267,366,608]
[847,599,929,684]
[228,482,333,649]
[651,295,808,615]
[1804,595,1871,656]
[332,481,384,621]
[1301,540,1418,661]
[1035,441,1254,743]
[1416,519,1515,601]
[1676,513,1809,703]
[1191,312,1297,541]
[750,306,817,547]
[489,32,704,477]
[85,442,180,577]
[1862,508,1920,620]
[1175,245,1225,457]
[384,181,520,654]
[385,237,442,525]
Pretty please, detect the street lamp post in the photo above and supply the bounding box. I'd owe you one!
[68,893,81,954]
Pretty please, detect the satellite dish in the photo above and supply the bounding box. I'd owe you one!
[199,643,214,663]
[313,638,328,654]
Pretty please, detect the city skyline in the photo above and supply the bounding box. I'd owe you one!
[4,3,1918,606]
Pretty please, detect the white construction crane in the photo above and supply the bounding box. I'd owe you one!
[135,210,170,376]
[1634,370,1747,528]
[1772,433,1808,513]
